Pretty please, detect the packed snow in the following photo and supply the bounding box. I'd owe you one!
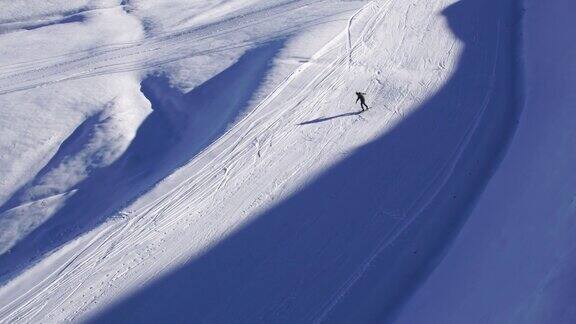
[0,0,573,323]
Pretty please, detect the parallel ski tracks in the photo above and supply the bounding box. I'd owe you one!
[0,0,353,95]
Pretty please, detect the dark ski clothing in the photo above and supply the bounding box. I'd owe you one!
[356,92,368,110]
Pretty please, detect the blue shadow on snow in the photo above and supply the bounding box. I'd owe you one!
[90,0,523,323]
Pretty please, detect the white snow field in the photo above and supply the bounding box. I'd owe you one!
[0,0,571,323]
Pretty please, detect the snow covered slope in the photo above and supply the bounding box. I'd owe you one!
[0,0,363,263]
[396,1,576,323]
[0,0,537,322]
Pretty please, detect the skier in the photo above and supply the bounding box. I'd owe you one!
[355,92,369,111]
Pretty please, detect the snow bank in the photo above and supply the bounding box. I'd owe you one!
[0,1,147,257]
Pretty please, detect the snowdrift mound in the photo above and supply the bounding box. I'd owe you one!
[0,40,284,281]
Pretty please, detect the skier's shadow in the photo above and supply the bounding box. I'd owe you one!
[90,0,521,323]
[298,111,363,125]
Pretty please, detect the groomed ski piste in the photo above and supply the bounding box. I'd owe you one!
[0,0,574,323]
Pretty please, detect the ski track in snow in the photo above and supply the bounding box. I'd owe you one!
[0,1,383,320]
[314,19,502,323]
[0,0,520,322]
[0,0,354,96]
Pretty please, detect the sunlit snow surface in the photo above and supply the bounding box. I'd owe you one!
[0,0,573,323]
